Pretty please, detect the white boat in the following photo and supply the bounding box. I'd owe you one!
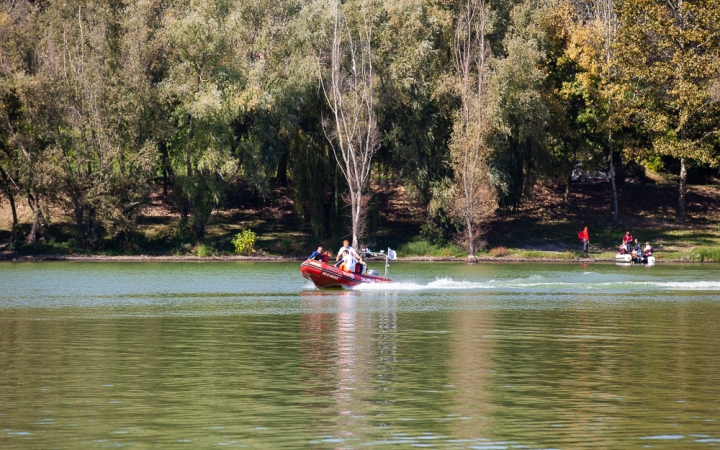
[615,253,631,262]
[615,253,656,265]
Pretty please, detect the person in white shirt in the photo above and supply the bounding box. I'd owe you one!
[339,250,357,273]
[336,239,359,262]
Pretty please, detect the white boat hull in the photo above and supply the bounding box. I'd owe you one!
[615,253,631,262]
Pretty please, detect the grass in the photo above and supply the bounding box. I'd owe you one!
[688,247,720,262]
[195,244,214,257]
[512,250,576,260]
[489,246,509,257]
[397,239,466,257]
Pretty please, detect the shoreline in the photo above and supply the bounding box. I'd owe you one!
[0,252,707,263]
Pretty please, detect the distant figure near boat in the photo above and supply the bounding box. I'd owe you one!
[615,231,656,265]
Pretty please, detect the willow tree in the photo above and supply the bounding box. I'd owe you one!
[448,0,497,260]
[617,0,720,223]
[319,0,379,249]
[0,0,54,243]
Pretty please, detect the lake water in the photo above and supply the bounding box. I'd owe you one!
[1,261,720,448]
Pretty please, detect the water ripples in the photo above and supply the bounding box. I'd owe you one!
[2,262,720,448]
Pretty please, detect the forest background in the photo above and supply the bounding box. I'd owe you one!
[1,0,720,261]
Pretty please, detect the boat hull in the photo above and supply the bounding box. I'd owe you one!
[300,260,391,288]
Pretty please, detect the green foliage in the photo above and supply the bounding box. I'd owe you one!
[232,230,256,255]
[397,239,465,257]
[195,244,214,258]
[1,0,720,254]
[642,156,664,173]
[689,247,720,263]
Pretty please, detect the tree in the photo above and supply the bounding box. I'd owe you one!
[562,0,624,221]
[617,0,720,222]
[0,0,59,243]
[447,0,497,260]
[34,0,158,245]
[489,1,549,211]
[319,0,379,249]
[159,0,273,240]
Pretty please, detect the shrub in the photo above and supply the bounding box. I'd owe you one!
[232,230,256,255]
[195,244,213,257]
[489,246,509,257]
[689,247,720,262]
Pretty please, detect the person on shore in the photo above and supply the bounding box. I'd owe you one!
[578,226,590,257]
[308,246,324,261]
[621,231,633,254]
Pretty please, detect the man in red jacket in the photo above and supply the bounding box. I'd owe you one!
[579,226,589,257]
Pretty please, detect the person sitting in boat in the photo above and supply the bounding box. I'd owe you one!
[354,255,367,274]
[338,249,357,273]
[321,250,330,263]
[631,238,645,263]
[308,246,325,262]
[644,242,653,256]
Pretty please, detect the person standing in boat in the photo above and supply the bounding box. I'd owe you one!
[578,226,590,257]
[335,239,360,262]
[622,231,633,254]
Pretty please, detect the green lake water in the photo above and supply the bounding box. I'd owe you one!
[1,261,720,448]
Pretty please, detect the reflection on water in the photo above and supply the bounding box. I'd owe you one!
[1,261,720,448]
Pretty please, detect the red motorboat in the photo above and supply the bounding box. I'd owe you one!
[300,260,392,288]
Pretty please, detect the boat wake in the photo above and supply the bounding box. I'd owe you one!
[352,277,495,291]
[351,277,720,291]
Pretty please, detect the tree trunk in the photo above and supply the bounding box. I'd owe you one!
[609,132,619,222]
[87,207,96,241]
[351,190,360,250]
[563,174,572,204]
[0,164,18,230]
[72,195,84,243]
[276,150,288,186]
[159,140,174,198]
[677,157,686,223]
[27,193,42,244]
[466,217,476,261]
